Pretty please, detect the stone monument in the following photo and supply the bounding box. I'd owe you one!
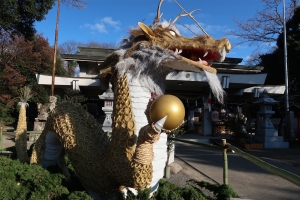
[253,90,289,148]
[33,96,57,132]
[98,83,114,133]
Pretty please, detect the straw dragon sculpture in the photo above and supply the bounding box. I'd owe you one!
[30,0,231,198]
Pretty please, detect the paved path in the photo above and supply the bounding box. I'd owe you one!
[1,131,33,150]
[1,131,15,149]
[174,134,300,200]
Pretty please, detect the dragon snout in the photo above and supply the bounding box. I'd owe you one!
[225,39,231,52]
[217,38,231,62]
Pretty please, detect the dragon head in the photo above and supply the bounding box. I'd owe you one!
[100,0,232,103]
[125,0,231,75]
[134,21,231,74]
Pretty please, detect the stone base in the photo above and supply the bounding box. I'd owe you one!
[255,128,289,148]
[264,141,289,148]
[169,162,182,174]
[255,135,285,142]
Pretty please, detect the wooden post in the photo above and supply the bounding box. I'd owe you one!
[0,126,2,151]
[222,139,228,185]
[51,0,61,96]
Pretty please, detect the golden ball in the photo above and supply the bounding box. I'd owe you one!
[150,94,185,130]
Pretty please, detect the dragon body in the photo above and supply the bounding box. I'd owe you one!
[30,0,231,198]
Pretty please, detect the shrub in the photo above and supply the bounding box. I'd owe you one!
[187,179,240,200]
[0,156,92,199]
[153,179,206,200]
[0,102,15,128]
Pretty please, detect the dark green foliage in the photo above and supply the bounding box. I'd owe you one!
[0,155,92,199]
[154,179,206,200]
[216,185,240,200]
[0,102,15,127]
[29,83,49,105]
[64,88,86,102]
[117,179,240,200]
[188,180,239,200]
[0,156,68,199]
[0,0,55,40]
[66,191,93,200]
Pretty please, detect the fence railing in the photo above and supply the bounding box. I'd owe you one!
[169,137,300,187]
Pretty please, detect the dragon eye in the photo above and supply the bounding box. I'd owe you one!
[169,30,176,36]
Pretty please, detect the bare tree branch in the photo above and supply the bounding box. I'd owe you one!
[228,0,299,48]
[173,0,209,36]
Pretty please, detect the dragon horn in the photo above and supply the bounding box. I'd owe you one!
[154,0,164,24]
[172,0,210,37]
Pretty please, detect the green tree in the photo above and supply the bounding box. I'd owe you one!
[0,102,15,128]
[0,0,55,40]
[0,33,68,106]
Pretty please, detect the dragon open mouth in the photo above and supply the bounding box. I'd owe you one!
[164,46,227,74]
[171,47,226,67]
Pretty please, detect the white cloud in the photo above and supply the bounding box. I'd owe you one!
[82,17,120,34]
[233,44,249,49]
[83,23,107,33]
[101,17,120,30]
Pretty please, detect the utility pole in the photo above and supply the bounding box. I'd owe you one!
[283,0,293,142]
[51,0,61,96]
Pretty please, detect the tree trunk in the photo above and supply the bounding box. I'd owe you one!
[15,103,29,163]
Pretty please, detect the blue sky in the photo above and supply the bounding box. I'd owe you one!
[34,0,270,64]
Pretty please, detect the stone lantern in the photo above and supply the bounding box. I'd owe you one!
[253,90,289,148]
[98,83,114,133]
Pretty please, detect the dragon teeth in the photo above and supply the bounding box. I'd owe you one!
[203,51,208,57]
[174,48,182,55]
[219,47,226,62]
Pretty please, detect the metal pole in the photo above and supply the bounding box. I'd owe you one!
[283,0,291,141]
[222,139,228,185]
[283,0,289,111]
[51,0,61,96]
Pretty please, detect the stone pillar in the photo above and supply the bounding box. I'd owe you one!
[99,83,114,133]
